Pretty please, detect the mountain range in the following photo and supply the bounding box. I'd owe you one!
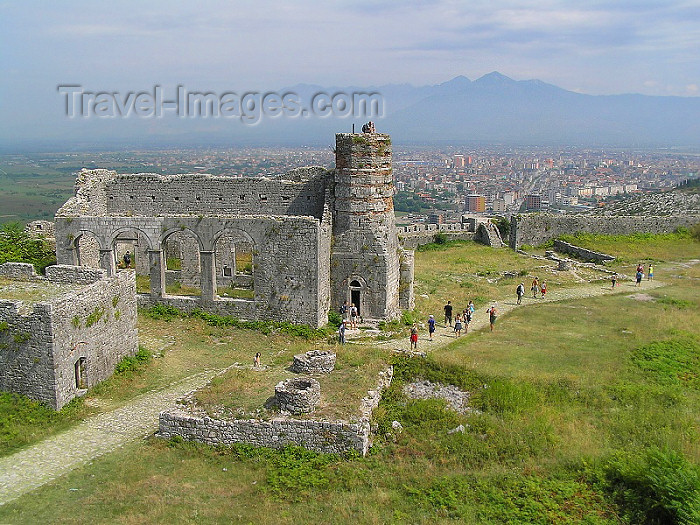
[10,72,700,150]
[279,72,700,147]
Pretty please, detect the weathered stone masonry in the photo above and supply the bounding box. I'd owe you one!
[55,133,414,327]
[510,214,700,249]
[0,263,138,410]
[158,366,393,455]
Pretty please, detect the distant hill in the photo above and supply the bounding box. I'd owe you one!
[6,72,699,150]
[378,72,700,147]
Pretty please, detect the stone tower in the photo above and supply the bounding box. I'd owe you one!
[332,133,412,320]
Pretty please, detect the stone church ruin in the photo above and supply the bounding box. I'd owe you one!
[55,133,414,327]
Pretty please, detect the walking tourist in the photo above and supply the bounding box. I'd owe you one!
[338,321,346,344]
[487,303,498,332]
[516,282,525,304]
[428,315,435,340]
[444,300,453,327]
[531,277,540,298]
[540,280,547,298]
[350,303,358,329]
[454,314,463,336]
[611,273,617,288]
[647,264,654,280]
[410,323,419,349]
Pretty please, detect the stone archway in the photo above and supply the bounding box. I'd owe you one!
[161,229,203,296]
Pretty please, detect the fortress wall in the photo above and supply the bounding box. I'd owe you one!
[0,300,56,407]
[105,172,329,218]
[0,268,138,409]
[49,270,138,409]
[399,225,475,249]
[510,214,700,249]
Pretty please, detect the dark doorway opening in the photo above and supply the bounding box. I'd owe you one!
[351,289,361,316]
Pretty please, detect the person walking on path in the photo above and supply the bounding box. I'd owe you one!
[531,277,540,298]
[611,273,617,288]
[254,352,261,368]
[410,323,419,349]
[648,264,654,280]
[444,301,453,327]
[468,300,475,316]
[123,251,132,269]
[454,314,463,336]
[464,307,472,333]
[428,315,436,340]
[487,303,498,332]
[540,281,547,298]
[636,269,643,287]
[516,282,525,304]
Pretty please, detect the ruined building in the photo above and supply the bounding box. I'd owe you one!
[54,133,414,327]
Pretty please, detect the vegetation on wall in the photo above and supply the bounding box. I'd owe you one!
[0,222,56,273]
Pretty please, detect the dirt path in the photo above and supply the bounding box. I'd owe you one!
[371,279,666,353]
[0,279,665,506]
[0,369,223,505]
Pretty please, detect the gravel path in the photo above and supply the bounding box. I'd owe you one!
[0,279,666,505]
[376,279,665,353]
[0,369,222,505]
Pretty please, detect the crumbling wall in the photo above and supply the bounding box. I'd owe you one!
[0,265,138,409]
[510,214,700,249]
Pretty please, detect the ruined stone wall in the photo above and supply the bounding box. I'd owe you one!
[159,411,370,455]
[104,171,329,219]
[0,300,56,407]
[552,240,616,263]
[49,270,138,409]
[0,265,138,409]
[509,214,700,249]
[398,223,475,249]
[158,367,393,456]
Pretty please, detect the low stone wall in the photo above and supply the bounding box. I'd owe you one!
[159,411,370,455]
[553,240,615,264]
[158,366,393,455]
[0,262,38,280]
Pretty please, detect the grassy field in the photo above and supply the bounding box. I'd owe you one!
[0,233,699,523]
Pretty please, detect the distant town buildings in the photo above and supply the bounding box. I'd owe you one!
[465,194,486,213]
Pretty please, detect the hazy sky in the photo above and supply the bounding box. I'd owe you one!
[1,0,699,142]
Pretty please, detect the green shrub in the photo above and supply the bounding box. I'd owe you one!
[327,310,342,327]
[594,448,700,524]
[629,337,699,389]
[114,345,151,375]
[144,303,181,321]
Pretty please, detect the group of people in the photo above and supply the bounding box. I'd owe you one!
[337,301,361,344]
[440,300,477,337]
[412,298,497,349]
[636,263,653,286]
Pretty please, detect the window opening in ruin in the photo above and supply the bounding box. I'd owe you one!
[215,233,254,300]
[259,194,267,202]
[282,195,290,201]
[75,357,87,390]
[163,230,202,296]
[239,195,245,201]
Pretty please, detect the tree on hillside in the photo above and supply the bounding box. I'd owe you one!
[0,223,56,273]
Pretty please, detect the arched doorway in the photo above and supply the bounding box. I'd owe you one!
[162,230,202,296]
[349,279,363,317]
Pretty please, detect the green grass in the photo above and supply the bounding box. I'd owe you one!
[1,234,699,523]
